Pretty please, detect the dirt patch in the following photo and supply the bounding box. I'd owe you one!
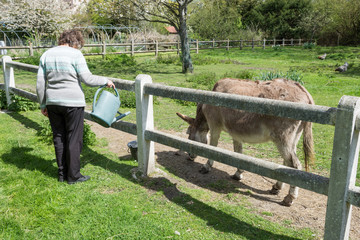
[87,120,360,239]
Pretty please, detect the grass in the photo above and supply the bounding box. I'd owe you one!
[1,45,360,239]
[0,111,315,239]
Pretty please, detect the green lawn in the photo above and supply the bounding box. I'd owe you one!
[1,45,360,239]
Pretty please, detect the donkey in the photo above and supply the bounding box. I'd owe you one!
[177,78,315,206]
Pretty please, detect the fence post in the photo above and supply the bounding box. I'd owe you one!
[155,40,158,57]
[273,38,276,46]
[196,39,199,54]
[282,38,285,46]
[263,38,266,49]
[29,41,33,57]
[324,96,360,239]
[102,41,106,59]
[291,38,294,46]
[240,39,243,50]
[299,38,302,46]
[212,39,215,49]
[252,39,254,49]
[1,56,15,106]
[131,39,134,56]
[135,74,155,176]
[177,40,180,55]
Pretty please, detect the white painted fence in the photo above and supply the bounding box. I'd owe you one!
[1,56,360,239]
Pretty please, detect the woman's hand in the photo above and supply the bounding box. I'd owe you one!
[41,108,48,117]
[106,80,115,89]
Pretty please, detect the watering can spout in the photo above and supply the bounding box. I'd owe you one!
[114,111,131,122]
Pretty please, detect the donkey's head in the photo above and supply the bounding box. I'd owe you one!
[176,105,209,160]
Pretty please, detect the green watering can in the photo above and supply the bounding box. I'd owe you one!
[90,85,130,128]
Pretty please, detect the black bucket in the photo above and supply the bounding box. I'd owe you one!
[127,140,138,160]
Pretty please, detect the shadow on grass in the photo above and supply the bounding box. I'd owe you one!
[155,150,280,205]
[82,147,301,240]
[4,112,302,239]
[2,146,58,179]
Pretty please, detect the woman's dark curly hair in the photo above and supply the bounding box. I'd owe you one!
[58,29,85,49]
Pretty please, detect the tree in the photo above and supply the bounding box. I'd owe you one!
[252,0,312,38]
[0,0,73,44]
[189,0,263,40]
[112,0,196,74]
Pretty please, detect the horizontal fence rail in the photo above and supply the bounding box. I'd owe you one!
[146,129,330,196]
[0,38,310,59]
[1,56,360,239]
[144,83,338,126]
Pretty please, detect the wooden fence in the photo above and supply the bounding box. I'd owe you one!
[0,38,307,59]
[1,55,359,239]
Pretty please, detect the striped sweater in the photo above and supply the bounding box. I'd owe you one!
[36,46,108,109]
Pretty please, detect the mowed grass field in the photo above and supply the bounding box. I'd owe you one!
[0,45,359,239]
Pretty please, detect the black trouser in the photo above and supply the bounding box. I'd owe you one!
[47,105,84,181]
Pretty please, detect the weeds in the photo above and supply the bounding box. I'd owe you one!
[0,90,39,111]
[37,119,96,146]
[257,69,304,84]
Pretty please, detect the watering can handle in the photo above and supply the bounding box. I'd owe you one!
[92,84,120,110]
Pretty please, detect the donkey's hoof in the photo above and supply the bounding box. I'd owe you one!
[199,167,210,174]
[280,195,295,207]
[269,186,280,195]
[231,174,242,181]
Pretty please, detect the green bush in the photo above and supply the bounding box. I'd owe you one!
[186,72,218,90]
[156,54,181,65]
[120,90,136,108]
[104,54,136,66]
[257,69,304,84]
[303,42,316,49]
[37,119,96,147]
[0,90,7,109]
[222,70,255,80]
[0,90,39,111]
[18,55,41,66]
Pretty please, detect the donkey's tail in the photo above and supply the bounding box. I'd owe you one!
[303,121,315,171]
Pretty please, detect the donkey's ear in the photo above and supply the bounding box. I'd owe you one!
[176,112,195,125]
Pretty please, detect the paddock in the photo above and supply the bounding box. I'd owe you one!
[1,55,360,239]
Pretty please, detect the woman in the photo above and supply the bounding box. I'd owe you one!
[36,29,115,184]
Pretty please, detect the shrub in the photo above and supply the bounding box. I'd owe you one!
[0,90,7,109]
[257,70,304,84]
[303,42,316,49]
[18,54,41,66]
[186,72,218,90]
[0,90,39,111]
[272,45,282,51]
[156,54,181,65]
[120,90,136,108]
[222,70,255,80]
[37,119,96,146]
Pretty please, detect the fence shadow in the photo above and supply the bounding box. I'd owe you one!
[155,150,281,205]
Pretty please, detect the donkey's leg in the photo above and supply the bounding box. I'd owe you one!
[274,131,303,206]
[232,140,244,180]
[199,128,221,174]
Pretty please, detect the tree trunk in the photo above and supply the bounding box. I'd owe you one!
[179,4,193,74]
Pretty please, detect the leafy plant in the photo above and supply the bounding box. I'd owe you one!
[303,42,316,49]
[257,70,304,84]
[37,119,96,146]
[18,53,41,66]
[272,45,282,51]
[120,90,136,108]
[156,54,181,65]
[222,70,255,80]
[0,91,39,111]
[186,72,218,90]
[0,90,7,109]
